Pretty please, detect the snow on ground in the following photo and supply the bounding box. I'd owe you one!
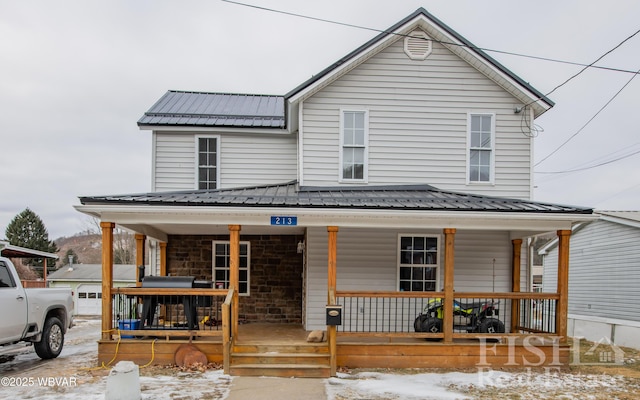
[327,371,475,399]
[326,369,634,400]
[1,319,638,399]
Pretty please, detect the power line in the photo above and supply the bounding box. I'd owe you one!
[534,28,640,101]
[535,147,640,174]
[594,182,640,208]
[535,65,640,166]
[222,0,640,76]
[225,0,640,171]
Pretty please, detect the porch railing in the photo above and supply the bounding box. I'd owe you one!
[110,287,229,339]
[336,291,560,338]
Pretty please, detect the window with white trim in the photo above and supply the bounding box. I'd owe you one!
[197,136,219,189]
[398,235,439,292]
[468,114,494,183]
[340,110,368,181]
[212,241,250,295]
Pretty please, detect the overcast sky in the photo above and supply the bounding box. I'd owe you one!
[1,0,639,239]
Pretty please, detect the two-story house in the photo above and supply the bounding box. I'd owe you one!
[76,8,594,376]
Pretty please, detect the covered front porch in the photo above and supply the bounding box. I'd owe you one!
[77,183,593,377]
[94,224,574,377]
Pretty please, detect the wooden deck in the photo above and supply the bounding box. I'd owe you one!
[97,323,568,375]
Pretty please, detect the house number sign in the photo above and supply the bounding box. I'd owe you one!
[270,216,297,226]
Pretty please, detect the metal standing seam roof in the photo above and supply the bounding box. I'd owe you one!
[138,9,553,130]
[79,181,592,214]
[137,91,285,128]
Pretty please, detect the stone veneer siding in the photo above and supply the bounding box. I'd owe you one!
[166,234,304,324]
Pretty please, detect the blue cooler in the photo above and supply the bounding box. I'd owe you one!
[118,319,140,338]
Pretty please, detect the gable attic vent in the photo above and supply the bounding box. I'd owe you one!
[404,29,432,60]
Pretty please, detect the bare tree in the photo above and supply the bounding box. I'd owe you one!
[11,259,40,280]
[83,216,136,264]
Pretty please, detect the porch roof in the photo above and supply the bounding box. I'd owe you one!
[76,182,594,241]
[79,181,591,214]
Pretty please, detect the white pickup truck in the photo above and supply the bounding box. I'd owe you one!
[0,256,73,359]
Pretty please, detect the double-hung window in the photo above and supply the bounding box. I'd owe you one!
[398,235,439,292]
[340,110,368,182]
[197,136,219,190]
[212,241,250,295]
[468,114,494,183]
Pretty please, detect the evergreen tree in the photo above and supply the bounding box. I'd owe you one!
[5,208,59,277]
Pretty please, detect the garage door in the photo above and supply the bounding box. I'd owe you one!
[77,284,102,315]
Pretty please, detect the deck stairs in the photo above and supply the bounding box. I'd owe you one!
[229,342,330,378]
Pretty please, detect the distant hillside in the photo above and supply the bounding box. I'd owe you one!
[54,230,136,269]
[55,233,103,266]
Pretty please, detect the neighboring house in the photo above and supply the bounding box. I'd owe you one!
[47,264,137,315]
[540,211,640,349]
[75,8,594,375]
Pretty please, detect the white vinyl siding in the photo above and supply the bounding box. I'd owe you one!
[153,131,297,191]
[301,36,532,199]
[218,133,297,188]
[305,227,513,330]
[153,133,195,191]
[542,220,640,323]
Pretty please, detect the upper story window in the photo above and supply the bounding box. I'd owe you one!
[398,235,439,292]
[340,110,368,182]
[468,114,495,183]
[212,241,250,295]
[197,136,219,190]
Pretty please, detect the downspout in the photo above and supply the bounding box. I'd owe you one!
[298,100,304,186]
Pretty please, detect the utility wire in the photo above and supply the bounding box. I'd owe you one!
[535,65,640,166]
[526,27,640,106]
[222,0,640,76]
[594,182,640,207]
[535,147,640,174]
[224,0,640,171]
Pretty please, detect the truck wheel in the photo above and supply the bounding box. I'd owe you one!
[34,317,64,359]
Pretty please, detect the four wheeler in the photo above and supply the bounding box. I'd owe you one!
[414,298,505,338]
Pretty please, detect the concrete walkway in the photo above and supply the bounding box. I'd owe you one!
[226,376,327,400]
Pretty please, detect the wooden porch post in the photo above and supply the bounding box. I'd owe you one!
[556,229,571,343]
[159,242,167,276]
[511,239,523,332]
[100,222,115,340]
[443,228,456,343]
[229,225,241,339]
[135,234,146,287]
[327,226,339,376]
